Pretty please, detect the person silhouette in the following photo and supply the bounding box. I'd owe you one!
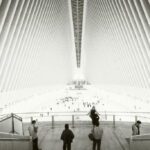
[61,124,74,150]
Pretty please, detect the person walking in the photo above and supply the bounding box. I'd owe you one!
[92,122,103,150]
[28,120,39,150]
[61,124,74,150]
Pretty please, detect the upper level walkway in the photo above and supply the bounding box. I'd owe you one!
[23,121,150,150]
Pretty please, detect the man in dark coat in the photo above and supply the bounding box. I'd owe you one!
[89,106,99,125]
[61,124,74,150]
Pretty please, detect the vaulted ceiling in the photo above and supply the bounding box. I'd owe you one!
[0,0,150,114]
[0,0,150,91]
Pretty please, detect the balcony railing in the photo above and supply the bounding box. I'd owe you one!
[0,111,149,128]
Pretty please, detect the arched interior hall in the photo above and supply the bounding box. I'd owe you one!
[0,0,150,114]
[0,0,150,150]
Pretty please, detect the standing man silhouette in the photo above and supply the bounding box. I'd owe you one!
[61,124,74,150]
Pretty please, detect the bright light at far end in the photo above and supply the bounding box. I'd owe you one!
[73,68,85,80]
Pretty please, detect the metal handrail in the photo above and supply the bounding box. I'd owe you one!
[0,138,31,141]
[0,110,149,116]
[0,113,22,122]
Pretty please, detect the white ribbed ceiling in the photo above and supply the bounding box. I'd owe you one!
[1,0,150,91]
[84,0,150,89]
[0,0,74,92]
[0,0,150,112]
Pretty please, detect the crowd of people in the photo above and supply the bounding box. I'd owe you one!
[55,97,101,112]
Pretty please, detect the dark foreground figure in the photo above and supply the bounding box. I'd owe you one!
[61,124,74,150]
[89,106,100,125]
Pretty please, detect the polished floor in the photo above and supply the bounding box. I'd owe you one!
[23,121,150,150]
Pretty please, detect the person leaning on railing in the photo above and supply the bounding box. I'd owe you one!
[132,120,142,135]
[88,106,100,126]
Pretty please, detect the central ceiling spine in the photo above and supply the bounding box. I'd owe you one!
[71,0,84,68]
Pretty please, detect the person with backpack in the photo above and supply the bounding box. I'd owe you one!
[92,122,103,150]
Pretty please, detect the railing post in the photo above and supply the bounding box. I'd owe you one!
[11,113,15,134]
[52,115,54,129]
[105,111,107,120]
[135,116,137,122]
[72,115,75,128]
[113,115,115,128]
[30,117,33,122]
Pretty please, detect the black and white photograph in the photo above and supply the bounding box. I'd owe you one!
[0,0,150,150]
